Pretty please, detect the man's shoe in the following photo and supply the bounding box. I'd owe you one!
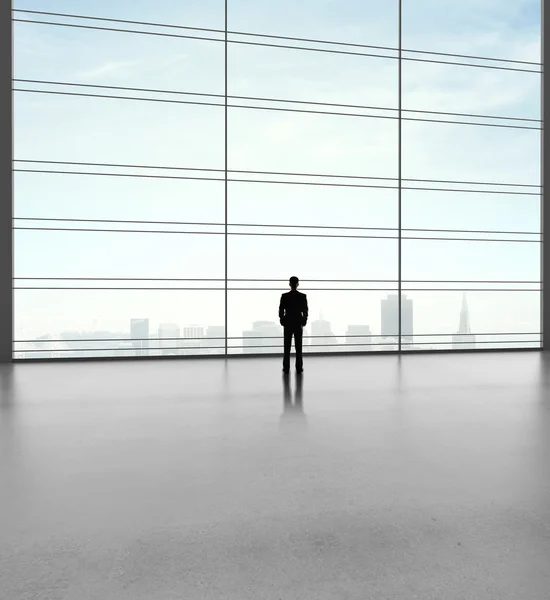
[282,369,290,374]
[296,369,303,374]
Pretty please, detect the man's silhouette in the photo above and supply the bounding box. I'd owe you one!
[279,276,308,373]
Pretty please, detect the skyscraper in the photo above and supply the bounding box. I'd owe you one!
[346,324,373,351]
[242,321,281,354]
[381,294,413,343]
[182,325,204,355]
[158,323,180,356]
[311,314,335,350]
[130,318,149,357]
[453,294,476,350]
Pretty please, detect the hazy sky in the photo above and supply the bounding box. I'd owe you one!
[12,0,542,344]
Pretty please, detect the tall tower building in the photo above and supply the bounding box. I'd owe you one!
[453,294,476,350]
[242,321,280,354]
[381,294,413,343]
[182,325,204,354]
[311,314,335,350]
[346,324,372,351]
[130,318,149,357]
[158,323,180,356]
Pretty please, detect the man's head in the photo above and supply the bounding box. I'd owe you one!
[289,276,299,290]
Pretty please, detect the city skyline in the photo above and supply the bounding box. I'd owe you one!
[14,292,540,359]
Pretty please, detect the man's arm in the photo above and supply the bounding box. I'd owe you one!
[279,295,285,325]
[302,294,308,326]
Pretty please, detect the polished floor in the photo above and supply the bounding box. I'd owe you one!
[1,352,549,600]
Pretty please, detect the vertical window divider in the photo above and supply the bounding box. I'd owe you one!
[224,0,229,357]
[398,0,403,351]
[540,0,545,349]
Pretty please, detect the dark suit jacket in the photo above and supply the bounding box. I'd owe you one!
[279,290,308,327]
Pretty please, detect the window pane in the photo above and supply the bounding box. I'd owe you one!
[229,44,397,109]
[228,0,398,47]
[402,239,540,282]
[14,172,224,223]
[229,108,398,177]
[403,0,541,63]
[14,290,225,359]
[14,230,225,279]
[14,22,224,95]
[227,291,398,354]
[401,291,541,351]
[228,182,397,230]
[402,190,540,235]
[14,94,224,168]
[228,235,398,281]
[403,60,541,121]
[402,121,540,185]
[13,0,225,30]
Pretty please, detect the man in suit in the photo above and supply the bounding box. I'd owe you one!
[279,276,308,374]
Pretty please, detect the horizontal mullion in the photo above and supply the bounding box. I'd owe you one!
[14,79,225,101]
[13,16,541,73]
[232,102,541,129]
[13,160,542,189]
[13,88,226,108]
[228,39,541,73]
[13,218,541,238]
[13,287,396,291]
[14,159,226,175]
[13,9,542,68]
[12,278,540,284]
[13,168,225,183]
[15,277,226,281]
[400,53,541,73]
[406,339,541,346]
[13,18,226,44]
[14,79,541,125]
[13,9,224,35]
[20,338,222,343]
[19,346,227,353]
[13,287,540,291]
[13,169,540,196]
[16,332,540,343]
[14,87,542,130]
[15,217,226,228]
[13,227,541,242]
[229,30,540,67]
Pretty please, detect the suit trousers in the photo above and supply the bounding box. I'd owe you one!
[283,324,303,371]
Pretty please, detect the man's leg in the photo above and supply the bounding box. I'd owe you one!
[295,325,303,372]
[283,327,292,372]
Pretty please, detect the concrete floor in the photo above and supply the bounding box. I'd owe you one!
[0,352,549,600]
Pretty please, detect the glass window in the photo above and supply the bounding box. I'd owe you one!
[229,44,397,109]
[228,235,398,281]
[13,1,226,30]
[403,0,542,63]
[228,0,398,48]
[402,121,540,185]
[14,290,225,359]
[11,0,542,357]
[229,107,398,177]
[14,229,225,280]
[227,290,398,354]
[14,172,225,224]
[14,93,225,168]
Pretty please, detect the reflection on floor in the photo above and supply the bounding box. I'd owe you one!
[1,352,549,599]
